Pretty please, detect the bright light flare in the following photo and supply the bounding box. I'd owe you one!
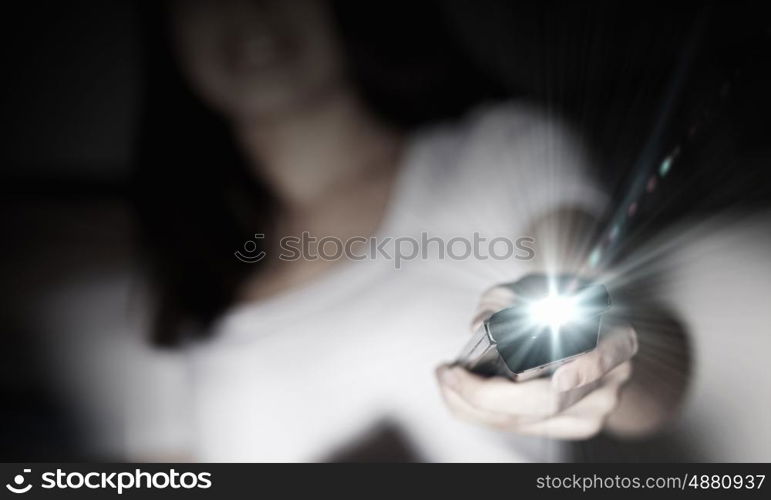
[527,294,582,333]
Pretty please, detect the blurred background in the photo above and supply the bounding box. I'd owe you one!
[1,1,770,460]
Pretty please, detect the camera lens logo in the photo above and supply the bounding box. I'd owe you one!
[6,469,32,494]
[235,233,266,263]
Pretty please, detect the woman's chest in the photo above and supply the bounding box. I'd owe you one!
[187,268,477,460]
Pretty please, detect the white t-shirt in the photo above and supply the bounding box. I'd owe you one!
[122,102,607,461]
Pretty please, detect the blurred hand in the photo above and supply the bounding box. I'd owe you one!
[436,285,637,439]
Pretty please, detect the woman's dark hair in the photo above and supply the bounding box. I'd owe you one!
[133,1,504,346]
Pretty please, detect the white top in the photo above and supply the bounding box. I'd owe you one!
[121,102,607,461]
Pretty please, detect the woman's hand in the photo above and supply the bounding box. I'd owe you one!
[436,285,638,440]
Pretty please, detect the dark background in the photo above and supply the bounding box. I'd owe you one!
[1,1,769,460]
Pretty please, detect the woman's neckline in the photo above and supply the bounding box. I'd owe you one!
[210,130,424,335]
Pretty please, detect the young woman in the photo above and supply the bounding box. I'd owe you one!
[128,0,685,461]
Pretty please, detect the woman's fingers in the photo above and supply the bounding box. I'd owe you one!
[437,359,632,421]
[551,324,637,392]
[516,362,632,439]
[437,362,634,437]
[436,365,561,417]
[470,286,516,331]
[436,375,513,428]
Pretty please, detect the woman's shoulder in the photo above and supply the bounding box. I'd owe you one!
[400,100,603,232]
[462,101,585,157]
[465,100,552,132]
[412,101,585,168]
[408,100,591,188]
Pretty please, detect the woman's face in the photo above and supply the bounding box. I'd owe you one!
[170,0,345,120]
